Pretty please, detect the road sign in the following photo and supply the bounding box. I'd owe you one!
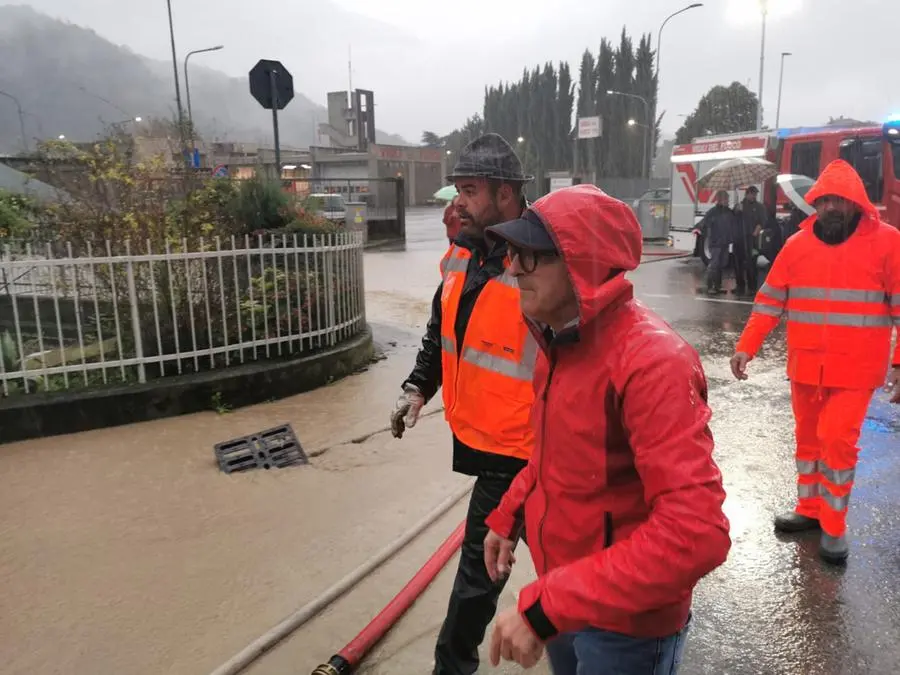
[212,164,229,178]
[578,116,602,139]
[249,59,294,110]
[249,59,294,175]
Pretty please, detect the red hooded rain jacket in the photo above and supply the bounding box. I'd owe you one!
[486,184,731,641]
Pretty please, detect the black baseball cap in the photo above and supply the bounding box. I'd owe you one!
[485,209,557,252]
[745,185,759,194]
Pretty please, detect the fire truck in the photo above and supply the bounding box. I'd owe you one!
[668,117,900,262]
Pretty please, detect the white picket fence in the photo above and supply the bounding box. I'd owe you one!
[0,231,366,396]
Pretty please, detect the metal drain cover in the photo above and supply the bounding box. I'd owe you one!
[214,424,308,474]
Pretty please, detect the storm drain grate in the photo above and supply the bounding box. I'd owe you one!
[214,424,308,474]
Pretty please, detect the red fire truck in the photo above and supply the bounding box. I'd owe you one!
[668,118,900,262]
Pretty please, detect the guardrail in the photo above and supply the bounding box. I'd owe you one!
[0,232,366,397]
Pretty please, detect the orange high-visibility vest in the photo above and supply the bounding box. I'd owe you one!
[439,245,535,460]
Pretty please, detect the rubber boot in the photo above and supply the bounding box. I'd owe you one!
[819,533,849,565]
[774,511,821,533]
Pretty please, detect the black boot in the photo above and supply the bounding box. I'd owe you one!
[819,533,849,565]
[774,511,821,533]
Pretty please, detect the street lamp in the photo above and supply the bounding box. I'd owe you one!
[0,90,28,153]
[775,51,792,129]
[608,90,651,179]
[517,136,525,144]
[656,4,703,79]
[757,0,769,130]
[184,45,225,129]
[58,135,66,140]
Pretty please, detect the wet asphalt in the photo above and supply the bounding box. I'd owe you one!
[365,208,900,675]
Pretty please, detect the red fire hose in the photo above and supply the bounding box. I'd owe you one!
[311,520,466,674]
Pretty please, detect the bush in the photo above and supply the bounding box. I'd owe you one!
[231,176,292,232]
[0,190,40,239]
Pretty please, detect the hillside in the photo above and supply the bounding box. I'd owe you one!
[0,5,407,153]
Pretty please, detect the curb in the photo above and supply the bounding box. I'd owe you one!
[0,328,374,445]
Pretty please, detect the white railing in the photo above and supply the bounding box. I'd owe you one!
[0,231,366,397]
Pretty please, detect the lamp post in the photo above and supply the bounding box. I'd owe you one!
[608,90,651,179]
[757,0,768,130]
[0,90,28,153]
[655,4,703,177]
[775,51,792,130]
[184,45,224,129]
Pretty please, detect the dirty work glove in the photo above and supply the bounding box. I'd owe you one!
[390,384,425,439]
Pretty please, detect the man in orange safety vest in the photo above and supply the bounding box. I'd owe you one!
[731,159,900,565]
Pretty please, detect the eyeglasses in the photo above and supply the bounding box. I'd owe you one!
[506,244,559,274]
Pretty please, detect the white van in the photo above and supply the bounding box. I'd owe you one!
[309,193,347,223]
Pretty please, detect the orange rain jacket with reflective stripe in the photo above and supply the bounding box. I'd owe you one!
[438,244,536,460]
[736,160,900,389]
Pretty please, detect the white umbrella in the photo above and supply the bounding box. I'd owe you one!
[696,157,779,191]
[775,173,816,216]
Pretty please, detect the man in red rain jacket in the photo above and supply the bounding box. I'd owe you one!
[731,159,900,565]
[480,184,731,672]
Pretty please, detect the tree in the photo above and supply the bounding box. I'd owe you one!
[421,131,443,147]
[675,82,759,144]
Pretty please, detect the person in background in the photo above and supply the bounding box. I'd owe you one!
[693,190,736,295]
[482,184,731,673]
[443,195,461,245]
[731,159,900,565]
[733,186,768,296]
[390,132,534,675]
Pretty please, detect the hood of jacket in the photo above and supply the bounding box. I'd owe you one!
[528,184,642,329]
[800,159,879,234]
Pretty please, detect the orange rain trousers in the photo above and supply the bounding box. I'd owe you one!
[792,382,874,537]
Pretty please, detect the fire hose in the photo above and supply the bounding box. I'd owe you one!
[207,480,473,675]
[311,519,466,674]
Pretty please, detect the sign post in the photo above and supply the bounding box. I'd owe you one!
[574,116,602,183]
[249,59,294,179]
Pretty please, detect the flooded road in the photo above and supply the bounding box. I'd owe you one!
[1,207,898,675]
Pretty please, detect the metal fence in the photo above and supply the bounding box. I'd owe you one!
[0,232,366,397]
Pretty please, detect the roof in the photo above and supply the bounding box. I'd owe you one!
[0,162,68,203]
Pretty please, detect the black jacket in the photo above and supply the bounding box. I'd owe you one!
[403,233,528,479]
[698,205,737,248]
[734,199,768,251]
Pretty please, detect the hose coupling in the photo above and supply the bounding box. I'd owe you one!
[311,655,351,675]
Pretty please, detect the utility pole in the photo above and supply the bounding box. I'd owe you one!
[757,0,768,130]
[166,0,189,165]
[775,51,792,129]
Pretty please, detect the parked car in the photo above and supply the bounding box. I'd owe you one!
[309,193,347,223]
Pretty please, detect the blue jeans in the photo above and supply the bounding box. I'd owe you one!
[545,616,691,675]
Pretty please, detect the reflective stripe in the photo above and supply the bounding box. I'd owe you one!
[796,459,818,475]
[759,283,787,302]
[787,310,893,327]
[797,483,819,498]
[443,256,469,274]
[441,335,455,354]
[495,271,520,289]
[889,293,900,308]
[821,489,850,511]
[753,303,783,318]
[462,347,534,381]
[788,287,886,303]
[460,332,538,382]
[819,463,855,486]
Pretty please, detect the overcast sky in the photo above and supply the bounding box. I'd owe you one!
[5,0,898,142]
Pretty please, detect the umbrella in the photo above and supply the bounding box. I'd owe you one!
[776,173,816,216]
[433,185,458,202]
[696,157,779,191]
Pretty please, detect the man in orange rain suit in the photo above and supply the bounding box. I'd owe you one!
[731,159,900,565]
